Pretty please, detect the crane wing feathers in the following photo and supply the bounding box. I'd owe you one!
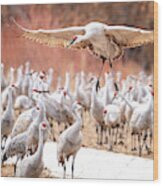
[105,26,154,48]
[12,18,85,48]
[22,32,69,47]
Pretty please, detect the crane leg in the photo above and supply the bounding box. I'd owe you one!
[142,130,147,150]
[71,155,76,179]
[150,132,153,149]
[109,61,113,68]
[14,164,17,176]
[104,127,108,144]
[14,157,19,176]
[96,58,106,92]
[50,121,56,142]
[100,125,104,145]
[63,163,66,179]
[133,134,137,151]
[131,132,137,151]
[143,130,152,155]
[108,59,119,92]
[108,127,113,151]
[138,133,142,157]
[115,124,120,145]
[96,124,100,144]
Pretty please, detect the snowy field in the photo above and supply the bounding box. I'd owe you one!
[43,142,153,180]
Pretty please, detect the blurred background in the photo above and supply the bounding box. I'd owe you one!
[1,1,154,81]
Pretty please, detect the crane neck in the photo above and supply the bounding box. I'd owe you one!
[64,72,70,92]
[73,109,82,131]
[91,82,99,107]
[9,69,15,85]
[34,128,44,164]
[145,87,154,112]
[80,73,86,88]
[56,76,62,90]
[36,101,46,124]
[16,69,23,88]
[6,88,13,115]
[104,81,112,106]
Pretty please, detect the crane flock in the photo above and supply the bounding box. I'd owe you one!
[1,18,154,178]
[1,61,154,178]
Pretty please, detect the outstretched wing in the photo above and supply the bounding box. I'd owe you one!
[104,25,154,48]
[12,18,85,48]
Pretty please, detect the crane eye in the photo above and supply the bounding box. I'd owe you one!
[103,110,107,114]
[40,75,44,79]
[114,92,117,97]
[63,91,67,96]
[42,123,47,128]
[36,107,40,111]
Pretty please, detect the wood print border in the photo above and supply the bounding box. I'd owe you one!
[154,1,158,180]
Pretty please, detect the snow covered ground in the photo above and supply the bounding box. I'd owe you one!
[43,142,153,180]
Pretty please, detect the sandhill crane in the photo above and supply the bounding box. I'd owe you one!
[7,67,15,85]
[75,72,92,112]
[26,99,50,152]
[129,86,154,156]
[16,122,48,177]
[103,99,122,150]
[41,89,74,137]
[22,62,31,95]
[11,106,38,138]
[15,65,23,95]
[2,130,30,175]
[5,67,19,99]
[59,90,75,128]
[90,78,105,145]
[113,83,153,156]
[12,18,153,90]
[1,87,15,149]
[2,84,18,111]
[14,95,33,114]
[57,102,83,179]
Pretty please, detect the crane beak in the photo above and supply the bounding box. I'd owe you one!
[67,36,77,48]
[67,39,75,48]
